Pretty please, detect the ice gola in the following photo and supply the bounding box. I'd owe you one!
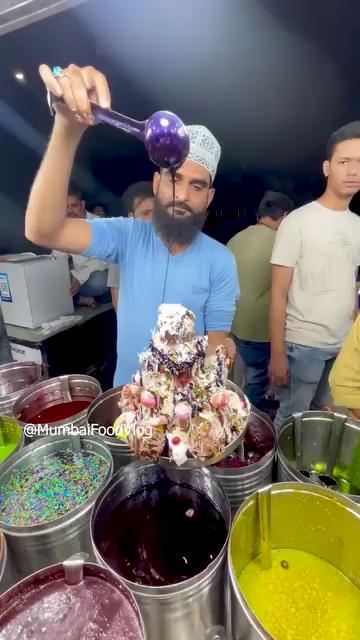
[115,304,250,465]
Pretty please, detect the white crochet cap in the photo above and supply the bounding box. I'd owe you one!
[186,125,221,182]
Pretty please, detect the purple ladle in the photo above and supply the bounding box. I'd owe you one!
[48,92,190,170]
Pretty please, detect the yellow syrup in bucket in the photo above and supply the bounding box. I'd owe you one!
[237,548,360,640]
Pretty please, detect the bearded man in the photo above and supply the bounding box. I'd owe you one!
[25,64,239,385]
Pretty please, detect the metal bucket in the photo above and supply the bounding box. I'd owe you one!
[0,417,23,594]
[91,461,231,640]
[277,411,360,503]
[0,533,11,596]
[13,374,102,441]
[0,532,6,590]
[0,416,24,466]
[211,408,275,514]
[0,361,43,416]
[0,434,113,583]
[87,385,135,472]
[229,481,360,639]
[0,555,146,639]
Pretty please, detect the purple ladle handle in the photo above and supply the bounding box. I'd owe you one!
[48,91,146,139]
[90,103,146,139]
[47,91,189,170]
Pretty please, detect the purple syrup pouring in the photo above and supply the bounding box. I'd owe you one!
[171,166,176,216]
[94,480,227,587]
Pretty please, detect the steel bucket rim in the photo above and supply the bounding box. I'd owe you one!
[90,459,231,595]
[0,530,7,585]
[87,384,133,451]
[0,361,43,405]
[13,374,102,429]
[212,446,275,477]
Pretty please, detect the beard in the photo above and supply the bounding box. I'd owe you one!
[152,195,208,245]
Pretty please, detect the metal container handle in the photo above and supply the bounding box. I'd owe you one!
[294,413,303,468]
[63,552,89,585]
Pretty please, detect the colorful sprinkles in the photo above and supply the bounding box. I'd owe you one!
[0,449,109,526]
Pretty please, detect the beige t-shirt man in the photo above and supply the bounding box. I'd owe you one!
[271,201,360,349]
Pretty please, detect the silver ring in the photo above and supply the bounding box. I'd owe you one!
[52,66,68,79]
[46,88,55,115]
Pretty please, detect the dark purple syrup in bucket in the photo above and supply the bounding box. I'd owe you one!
[94,480,227,587]
[215,412,274,468]
[0,566,144,639]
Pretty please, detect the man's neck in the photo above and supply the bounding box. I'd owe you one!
[317,188,351,212]
[166,242,190,256]
[257,217,278,231]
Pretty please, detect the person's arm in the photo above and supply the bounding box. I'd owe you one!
[25,119,91,251]
[268,215,301,386]
[268,265,294,386]
[71,261,94,287]
[207,331,229,350]
[350,407,360,419]
[205,249,240,355]
[25,64,111,253]
[329,317,360,415]
[111,288,119,310]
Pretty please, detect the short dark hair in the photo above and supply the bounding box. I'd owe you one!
[68,185,83,201]
[92,202,108,215]
[258,191,293,221]
[121,182,154,214]
[326,121,360,160]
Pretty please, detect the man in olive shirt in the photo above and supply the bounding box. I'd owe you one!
[228,191,293,411]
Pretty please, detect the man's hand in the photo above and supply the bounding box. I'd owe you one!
[206,332,236,370]
[269,352,290,387]
[70,275,80,297]
[38,64,111,129]
[25,63,111,253]
[224,336,236,368]
[350,408,360,419]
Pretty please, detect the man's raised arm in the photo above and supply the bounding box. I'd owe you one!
[25,64,111,254]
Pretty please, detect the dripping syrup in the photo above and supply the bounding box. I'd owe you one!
[161,166,176,304]
[170,166,176,217]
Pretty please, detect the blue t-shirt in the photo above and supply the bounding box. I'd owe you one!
[83,218,240,386]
